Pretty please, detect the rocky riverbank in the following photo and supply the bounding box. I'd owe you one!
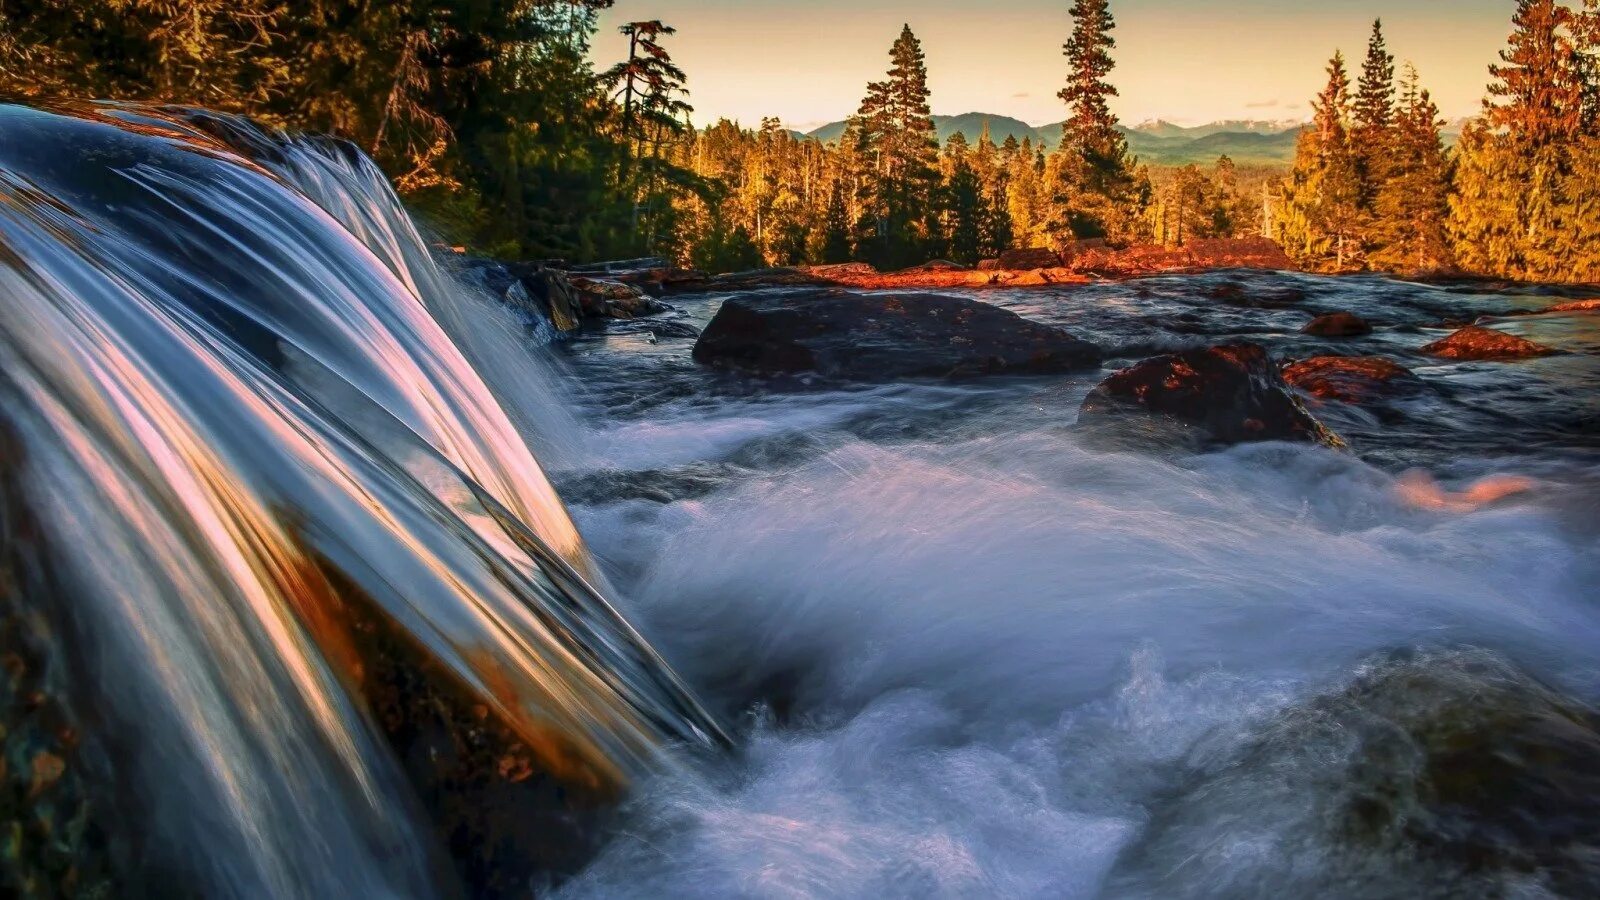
[456,238,1299,340]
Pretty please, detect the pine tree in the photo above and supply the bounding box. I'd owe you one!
[1452,0,1587,279]
[850,24,943,268]
[819,180,854,263]
[1351,20,1396,209]
[1007,139,1050,250]
[942,134,984,264]
[1054,0,1143,242]
[1210,155,1246,237]
[1560,0,1600,279]
[1280,51,1363,270]
[1485,0,1585,148]
[1371,65,1453,274]
[973,125,1015,258]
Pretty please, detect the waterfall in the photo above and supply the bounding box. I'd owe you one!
[0,102,723,898]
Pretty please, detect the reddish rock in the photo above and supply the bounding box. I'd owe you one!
[1421,325,1554,360]
[1184,237,1294,270]
[1303,311,1374,337]
[1061,238,1294,279]
[692,289,1101,380]
[1080,343,1344,448]
[997,247,1064,270]
[1283,356,1425,403]
[803,262,879,280]
[1547,298,1600,313]
[896,260,970,273]
[614,266,710,294]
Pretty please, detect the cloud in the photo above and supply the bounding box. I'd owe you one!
[1245,98,1281,109]
[1011,92,1031,99]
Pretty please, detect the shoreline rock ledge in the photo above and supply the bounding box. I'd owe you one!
[691,289,1101,380]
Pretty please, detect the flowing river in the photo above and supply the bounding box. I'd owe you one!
[3,103,1599,898]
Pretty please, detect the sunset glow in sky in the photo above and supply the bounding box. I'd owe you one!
[592,1,1520,131]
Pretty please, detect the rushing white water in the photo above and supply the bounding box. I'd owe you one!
[0,102,721,898]
[5,100,1598,899]
[555,319,1600,897]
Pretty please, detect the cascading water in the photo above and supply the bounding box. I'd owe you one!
[6,100,1600,900]
[0,103,723,898]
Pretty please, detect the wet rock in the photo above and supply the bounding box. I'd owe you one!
[1183,236,1295,270]
[568,256,668,277]
[568,277,670,320]
[895,259,969,273]
[1283,355,1425,404]
[456,258,583,335]
[1079,343,1344,448]
[1422,325,1554,360]
[613,266,710,295]
[702,267,832,291]
[1303,311,1374,337]
[1547,297,1600,313]
[996,247,1064,270]
[1107,649,1600,898]
[1065,238,1295,278]
[516,268,584,332]
[691,289,1101,380]
[803,262,879,280]
[1000,267,1082,287]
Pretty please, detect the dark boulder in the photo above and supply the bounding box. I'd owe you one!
[1303,311,1374,337]
[514,268,584,332]
[1107,649,1600,898]
[1283,355,1425,404]
[612,266,710,295]
[691,289,1101,380]
[455,258,584,335]
[1422,325,1554,360]
[567,256,668,276]
[701,267,832,291]
[1079,343,1344,448]
[568,276,670,320]
[996,247,1064,270]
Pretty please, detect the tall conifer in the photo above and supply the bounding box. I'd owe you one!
[1280,52,1363,270]
[850,25,942,268]
[1352,20,1396,209]
[1055,0,1144,242]
[1372,65,1453,273]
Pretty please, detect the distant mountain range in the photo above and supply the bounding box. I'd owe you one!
[803,114,1306,166]
[800,113,1472,168]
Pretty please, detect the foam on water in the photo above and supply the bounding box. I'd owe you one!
[562,416,1600,897]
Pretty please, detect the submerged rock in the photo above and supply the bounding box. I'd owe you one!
[1106,649,1600,898]
[1283,355,1425,404]
[1422,325,1554,360]
[1079,343,1344,448]
[1302,311,1374,337]
[691,289,1102,380]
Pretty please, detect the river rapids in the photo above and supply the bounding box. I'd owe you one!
[3,104,1600,899]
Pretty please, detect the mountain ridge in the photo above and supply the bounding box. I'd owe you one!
[803,115,1307,166]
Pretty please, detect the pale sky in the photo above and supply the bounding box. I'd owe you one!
[591,0,1518,131]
